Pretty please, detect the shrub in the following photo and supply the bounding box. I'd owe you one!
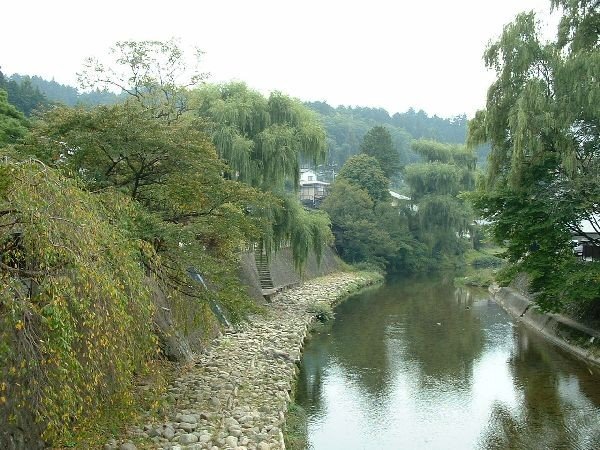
[307,301,334,322]
[0,160,156,446]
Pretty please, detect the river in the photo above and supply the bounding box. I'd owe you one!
[295,273,600,450]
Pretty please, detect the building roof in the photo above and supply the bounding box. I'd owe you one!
[579,215,600,234]
[389,190,411,201]
[300,180,330,186]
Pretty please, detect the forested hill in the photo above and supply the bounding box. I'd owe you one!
[306,101,489,170]
[0,72,122,114]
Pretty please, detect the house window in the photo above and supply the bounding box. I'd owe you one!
[308,176,314,181]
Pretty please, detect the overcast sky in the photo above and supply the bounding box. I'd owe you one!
[1,0,558,118]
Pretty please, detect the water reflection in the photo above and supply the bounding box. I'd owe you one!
[480,326,600,450]
[296,275,600,450]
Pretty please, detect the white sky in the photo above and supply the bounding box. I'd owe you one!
[1,0,558,118]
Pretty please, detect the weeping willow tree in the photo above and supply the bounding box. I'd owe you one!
[192,82,326,191]
[467,0,600,311]
[191,82,332,267]
[259,195,333,270]
[404,139,476,257]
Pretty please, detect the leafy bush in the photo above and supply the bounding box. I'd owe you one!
[0,160,156,446]
[307,301,334,322]
[470,254,504,268]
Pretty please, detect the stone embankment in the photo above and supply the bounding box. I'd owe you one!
[108,271,382,450]
[491,285,600,367]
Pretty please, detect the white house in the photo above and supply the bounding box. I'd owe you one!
[299,169,329,206]
[572,215,600,261]
[389,190,411,206]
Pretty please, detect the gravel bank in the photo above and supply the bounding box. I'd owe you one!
[108,271,382,450]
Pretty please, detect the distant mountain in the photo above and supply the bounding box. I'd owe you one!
[4,72,123,111]
[305,101,489,170]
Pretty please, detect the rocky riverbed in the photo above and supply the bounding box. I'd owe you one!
[107,271,382,450]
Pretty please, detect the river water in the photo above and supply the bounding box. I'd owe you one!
[296,274,600,450]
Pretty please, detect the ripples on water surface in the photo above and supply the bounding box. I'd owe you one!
[296,274,600,450]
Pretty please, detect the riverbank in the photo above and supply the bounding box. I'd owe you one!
[490,285,600,368]
[107,271,382,450]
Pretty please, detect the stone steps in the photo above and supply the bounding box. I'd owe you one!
[254,250,274,290]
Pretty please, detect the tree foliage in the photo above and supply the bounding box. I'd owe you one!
[468,0,600,311]
[193,82,326,191]
[0,89,28,145]
[78,39,206,122]
[360,126,401,178]
[0,69,50,116]
[322,180,404,267]
[304,101,486,171]
[337,154,390,203]
[192,82,332,266]
[7,73,122,107]
[0,159,155,445]
[20,101,271,316]
[405,139,476,259]
[323,166,417,271]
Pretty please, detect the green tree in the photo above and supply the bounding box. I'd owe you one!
[405,139,476,259]
[336,154,390,203]
[0,159,155,446]
[19,100,271,325]
[0,72,49,117]
[192,82,326,191]
[468,0,600,311]
[0,89,28,145]
[78,39,206,122]
[360,126,401,178]
[322,180,392,265]
[192,82,332,266]
[304,101,415,172]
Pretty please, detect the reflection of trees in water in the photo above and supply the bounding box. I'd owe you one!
[322,276,486,396]
[479,326,600,449]
[328,289,394,399]
[396,280,485,388]
[294,331,332,411]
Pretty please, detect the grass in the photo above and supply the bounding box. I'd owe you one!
[455,245,506,288]
[283,401,308,450]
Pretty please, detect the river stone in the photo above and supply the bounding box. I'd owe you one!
[225,435,238,447]
[224,417,239,428]
[199,433,212,443]
[179,433,199,444]
[119,443,137,450]
[257,442,270,450]
[239,415,253,424]
[162,425,175,440]
[178,414,198,424]
[179,422,196,432]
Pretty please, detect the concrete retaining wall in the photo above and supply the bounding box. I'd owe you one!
[238,246,343,301]
[491,286,600,367]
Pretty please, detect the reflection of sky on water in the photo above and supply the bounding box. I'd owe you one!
[296,276,600,450]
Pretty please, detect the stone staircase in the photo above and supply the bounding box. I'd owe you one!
[254,249,275,297]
